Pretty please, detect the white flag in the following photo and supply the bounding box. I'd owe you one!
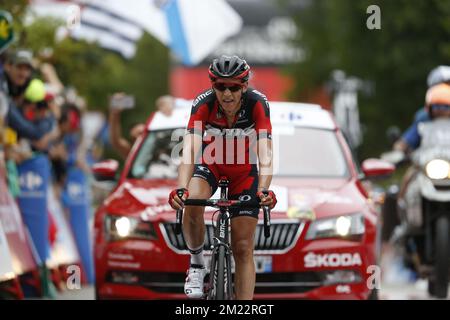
[29,0,143,59]
[160,0,243,65]
[98,0,243,65]
[29,0,243,63]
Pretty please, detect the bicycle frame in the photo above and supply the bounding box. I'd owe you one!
[174,176,271,300]
[207,178,233,299]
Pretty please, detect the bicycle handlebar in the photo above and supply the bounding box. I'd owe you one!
[183,199,261,208]
[175,197,271,237]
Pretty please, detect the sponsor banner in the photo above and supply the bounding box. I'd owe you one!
[62,167,94,283]
[0,153,36,281]
[0,221,15,282]
[0,182,37,275]
[47,184,80,268]
[17,154,51,264]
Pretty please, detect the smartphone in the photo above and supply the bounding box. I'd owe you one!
[110,95,135,110]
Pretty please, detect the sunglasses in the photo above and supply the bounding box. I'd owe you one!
[213,83,243,92]
[431,104,450,111]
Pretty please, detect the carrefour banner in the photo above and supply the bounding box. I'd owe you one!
[62,167,94,284]
[17,154,51,264]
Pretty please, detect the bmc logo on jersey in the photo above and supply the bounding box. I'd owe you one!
[304,252,362,268]
[197,165,211,174]
[252,89,268,102]
[192,90,213,108]
[19,172,43,190]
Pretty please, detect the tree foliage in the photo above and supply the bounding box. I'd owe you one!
[21,18,170,116]
[2,2,170,160]
[287,0,450,157]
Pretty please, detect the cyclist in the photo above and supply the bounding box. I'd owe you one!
[168,55,277,300]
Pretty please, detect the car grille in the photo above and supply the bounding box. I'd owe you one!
[160,220,303,253]
[106,271,322,294]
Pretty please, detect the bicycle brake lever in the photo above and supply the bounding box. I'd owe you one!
[175,189,185,235]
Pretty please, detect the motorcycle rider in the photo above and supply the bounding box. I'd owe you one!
[393,65,450,154]
[381,78,450,287]
[387,66,450,201]
[394,82,450,297]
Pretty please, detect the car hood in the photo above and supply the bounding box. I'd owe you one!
[103,179,178,217]
[103,177,366,220]
[270,177,366,219]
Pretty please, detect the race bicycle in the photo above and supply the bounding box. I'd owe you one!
[175,176,271,300]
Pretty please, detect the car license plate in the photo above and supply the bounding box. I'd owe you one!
[204,255,272,273]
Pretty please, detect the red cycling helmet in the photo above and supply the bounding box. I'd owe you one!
[208,55,250,82]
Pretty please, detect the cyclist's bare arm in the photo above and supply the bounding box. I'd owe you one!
[109,109,131,159]
[172,133,203,208]
[257,137,273,205]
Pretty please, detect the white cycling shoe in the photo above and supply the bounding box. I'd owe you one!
[184,266,206,299]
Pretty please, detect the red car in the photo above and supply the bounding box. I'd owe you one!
[93,101,394,300]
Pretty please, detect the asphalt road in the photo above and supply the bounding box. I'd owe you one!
[54,282,450,300]
[50,245,450,300]
[55,285,94,300]
[380,281,449,300]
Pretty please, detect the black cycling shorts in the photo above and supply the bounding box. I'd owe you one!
[192,163,260,219]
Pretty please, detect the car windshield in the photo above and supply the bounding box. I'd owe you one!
[129,129,183,179]
[273,126,349,178]
[129,126,349,179]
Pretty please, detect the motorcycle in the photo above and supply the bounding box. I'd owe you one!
[384,118,450,298]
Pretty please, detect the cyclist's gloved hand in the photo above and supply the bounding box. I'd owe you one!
[169,188,189,210]
[257,189,277,209]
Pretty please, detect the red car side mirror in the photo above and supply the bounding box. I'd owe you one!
[92,159,119,181]
[361,158,395,179]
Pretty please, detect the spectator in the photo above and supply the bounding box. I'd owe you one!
[156,95,175,116]
[108,92,145,159]
[156,95,193,116]
[3,49,33,103]
[49,103,85,186]
[2,50,56,146]
[108,93,188,159]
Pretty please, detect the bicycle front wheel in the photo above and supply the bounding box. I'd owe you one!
[215,245,226,300]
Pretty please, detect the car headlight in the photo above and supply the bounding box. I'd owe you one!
[105,215,157,241]
[425,159,450,180]
[305,213,365,240]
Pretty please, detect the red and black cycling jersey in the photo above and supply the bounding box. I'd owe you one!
[186,88,272,168]
[187,87,272,141]
[186,88,272,218]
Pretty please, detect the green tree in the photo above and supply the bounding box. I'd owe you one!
[119,32,170,139]
[1,0,28,39]
[14,17,131,112]
[287,0,450,158]
[6,9,170,161]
